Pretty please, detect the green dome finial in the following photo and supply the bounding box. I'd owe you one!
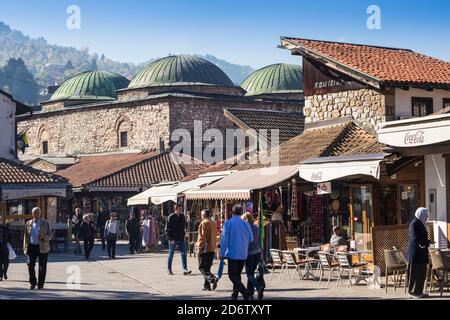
[241,63,303,96]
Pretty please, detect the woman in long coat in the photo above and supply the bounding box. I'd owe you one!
[406,207,431,298]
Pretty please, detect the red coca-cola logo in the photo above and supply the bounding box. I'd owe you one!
[404,130,425,145]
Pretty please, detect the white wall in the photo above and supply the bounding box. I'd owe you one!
[395,88,450,119]
[0,92,16,160]
[424,154,448,249]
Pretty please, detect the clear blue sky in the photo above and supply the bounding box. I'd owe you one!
[0,0,449,68]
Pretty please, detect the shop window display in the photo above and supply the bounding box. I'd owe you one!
[379,185,398,225]
[351,185,374,251]
[400,184,420,224]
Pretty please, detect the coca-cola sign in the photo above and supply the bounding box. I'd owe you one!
[310,171,323,181]
[404,130,425,145]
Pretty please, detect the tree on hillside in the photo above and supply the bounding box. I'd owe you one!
[64,60,74,71]
[0,58,39,104]
[90,58,98,70]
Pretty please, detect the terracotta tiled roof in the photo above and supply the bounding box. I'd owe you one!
[89,152,207,189]
[224,108,305,144]
[56,151,159,188]
[236,119,380,169]
[0,157,67,184]
[56,151,208,189]
[282,37,450,87]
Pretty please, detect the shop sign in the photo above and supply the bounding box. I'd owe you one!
[316,182,332,195]
[404,130,425,145]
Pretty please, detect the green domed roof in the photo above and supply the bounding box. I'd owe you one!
[241,63,303,96]
[50,71,130,101]
[128,55,235,89]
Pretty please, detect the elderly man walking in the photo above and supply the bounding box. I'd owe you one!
[220,204,253,300]
[23,207,53,290]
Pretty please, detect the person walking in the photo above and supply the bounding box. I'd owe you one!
[407,207,432,298]
[125,212,139,254]
[72,208,83,254]
[97,207,109,251]
[220,204,253,300]
[80,214,95,259]
[23,207,53,290]
[241,212,265,300]
[195,208,218,291]
[104,213,120,259]
[0,217,12,281]
[165,203,192,275]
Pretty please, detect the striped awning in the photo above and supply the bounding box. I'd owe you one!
[184,166,298,201]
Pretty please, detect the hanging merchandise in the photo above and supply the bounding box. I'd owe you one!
[245,201,254,214]
[264,191,273,209]
[291,181,299,221]
[310,192,324,243]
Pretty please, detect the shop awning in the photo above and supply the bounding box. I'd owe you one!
[150,172,233,205]
[127,182,178,206]
[1,184,67,201]
[377,113,450,147]
[184,166,299,201]
[298,154,386,183]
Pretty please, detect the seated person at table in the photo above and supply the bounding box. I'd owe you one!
[330,226,349,247]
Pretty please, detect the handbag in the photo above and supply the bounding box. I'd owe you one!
[7,243,17,260]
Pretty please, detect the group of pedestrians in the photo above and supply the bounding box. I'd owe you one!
[0,203,434,298]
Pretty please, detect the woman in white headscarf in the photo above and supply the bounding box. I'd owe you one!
[406,207,431,298]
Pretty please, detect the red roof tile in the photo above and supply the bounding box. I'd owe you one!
[0,157,67,184]
[56,151,158,188]
[56,151,208,189]
[282,37,450,87]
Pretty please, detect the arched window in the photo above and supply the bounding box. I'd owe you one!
[39,128,50,155]
[115,115,131,149]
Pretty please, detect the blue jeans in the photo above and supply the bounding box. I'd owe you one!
[167,240,187,272]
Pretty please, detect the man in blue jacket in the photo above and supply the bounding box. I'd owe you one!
[220,204,253,300]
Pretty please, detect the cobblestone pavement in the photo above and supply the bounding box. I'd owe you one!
[1,241,448,300]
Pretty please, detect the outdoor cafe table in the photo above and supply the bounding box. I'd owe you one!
[293,247,321,280]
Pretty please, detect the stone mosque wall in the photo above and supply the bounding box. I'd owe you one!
[17,101,171,157]
[17,97,303,158]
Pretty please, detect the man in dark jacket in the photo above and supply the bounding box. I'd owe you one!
[165,203,191,275]
[0,218,12,280]
[97,208,110,251]
[80,214,95,259]
[406,207,431,298]
[125,212,139,254]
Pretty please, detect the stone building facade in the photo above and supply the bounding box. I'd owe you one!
[280,37,450,130]
[304,88,395,131]
[17,57,304,160]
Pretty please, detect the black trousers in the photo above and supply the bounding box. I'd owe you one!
[99,227,106,250]
[83,237,94,258]
[228,259,247,299]
[245,253,262,296]
[0,249,8,279]
[107,238,117,258]
[27,244,48,287]
[408,262,427,295]
[198,252,216,289]
[129,233,139,254]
